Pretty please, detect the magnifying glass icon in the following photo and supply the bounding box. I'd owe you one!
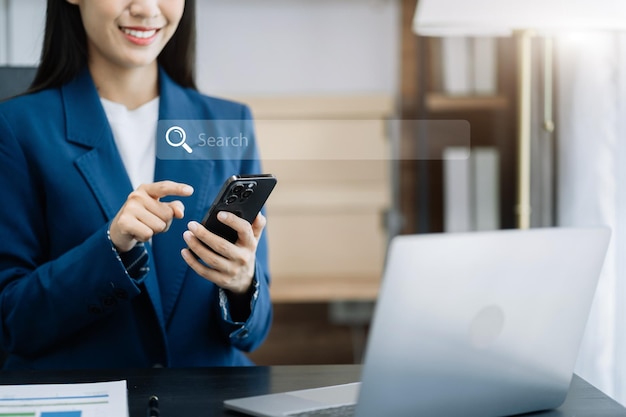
[165,126,193,153]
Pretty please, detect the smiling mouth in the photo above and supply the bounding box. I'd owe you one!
[119,27,160,39]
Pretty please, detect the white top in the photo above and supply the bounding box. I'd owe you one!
[101,97,159,190]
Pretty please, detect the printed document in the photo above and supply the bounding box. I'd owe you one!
[0,380,128,417]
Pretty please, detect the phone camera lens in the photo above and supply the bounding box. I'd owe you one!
[242,189,254,199]
[232,184,245,195]
[225,195,238,204]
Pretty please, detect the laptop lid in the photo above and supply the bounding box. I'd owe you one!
[224,227,610,417]
[356,226,610,417]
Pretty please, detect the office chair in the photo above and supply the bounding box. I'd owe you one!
[0,66,37,100]
[0,66,37,368]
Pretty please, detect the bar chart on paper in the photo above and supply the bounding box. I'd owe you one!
[0,413,82,417]
[0,380,128,417]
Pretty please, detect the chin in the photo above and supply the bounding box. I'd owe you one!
[120,56,161,70]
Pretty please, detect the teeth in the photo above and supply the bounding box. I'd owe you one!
[121,28,157,39]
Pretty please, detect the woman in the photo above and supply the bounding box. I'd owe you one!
[0,0,272,369]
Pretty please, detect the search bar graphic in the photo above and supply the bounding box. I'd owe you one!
[165,126,193,153]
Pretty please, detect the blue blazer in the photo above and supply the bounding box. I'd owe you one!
[0,68,272,369]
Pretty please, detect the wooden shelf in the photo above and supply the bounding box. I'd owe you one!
[425,93,509,112]
[243,95,392,304]
[227,94,395,119]
[270,276,382,303]
[399,7,518,233]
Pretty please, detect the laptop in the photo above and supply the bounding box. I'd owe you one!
[224,227,611,417]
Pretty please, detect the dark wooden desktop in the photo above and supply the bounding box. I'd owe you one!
[0,365,625,416]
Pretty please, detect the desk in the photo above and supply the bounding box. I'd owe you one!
[1,365,625,416]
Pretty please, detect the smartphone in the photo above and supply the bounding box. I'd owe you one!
[200,174,277,243]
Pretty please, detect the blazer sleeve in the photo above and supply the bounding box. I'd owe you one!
[213,105,273,352]
[0,112,143,357]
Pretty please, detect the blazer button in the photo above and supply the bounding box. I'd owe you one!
[88,304,103,314]
[102,295,117,307]
[113,288,128,299]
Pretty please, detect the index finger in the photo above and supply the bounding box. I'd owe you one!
[217,211,258,248]
[141,181,194,199]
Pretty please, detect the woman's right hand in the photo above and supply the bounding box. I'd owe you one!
[109,181,194,252]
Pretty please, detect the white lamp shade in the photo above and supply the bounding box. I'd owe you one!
[414,0,626,36]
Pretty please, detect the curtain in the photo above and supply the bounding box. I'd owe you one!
[556,32,626,404]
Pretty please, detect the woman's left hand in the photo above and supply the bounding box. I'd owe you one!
[181,211,266,294]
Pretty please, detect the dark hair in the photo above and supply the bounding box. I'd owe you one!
[28,0,197,93]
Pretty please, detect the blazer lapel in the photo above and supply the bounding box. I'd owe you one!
[62,68,167,329]
[152,69,215,324]
[64,69,132,219]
